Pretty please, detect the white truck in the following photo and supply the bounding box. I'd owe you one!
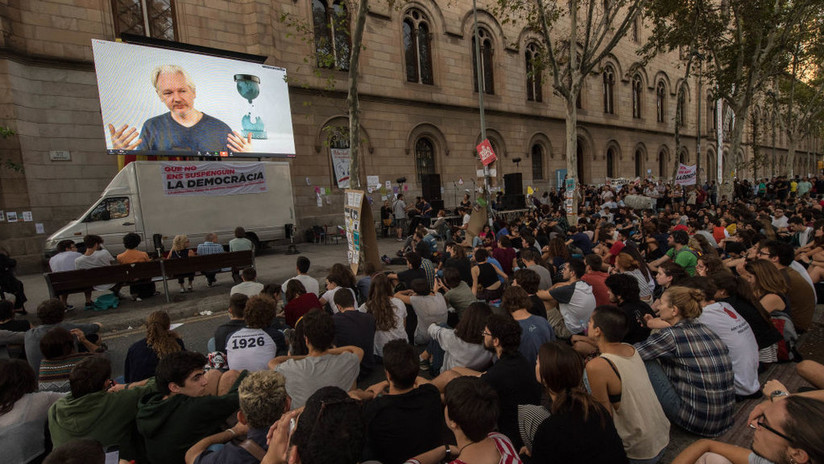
[44,161,296,256]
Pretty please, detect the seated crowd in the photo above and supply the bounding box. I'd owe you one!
[3,176,824,464]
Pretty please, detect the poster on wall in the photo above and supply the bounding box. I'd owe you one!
[331,148,351,188]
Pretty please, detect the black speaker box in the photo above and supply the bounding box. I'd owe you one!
[504,173,523,195]
[420,174,442,200]
[501,194,525,210]
[430,199,444,214]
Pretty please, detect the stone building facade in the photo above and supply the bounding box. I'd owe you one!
[0,0,818,271]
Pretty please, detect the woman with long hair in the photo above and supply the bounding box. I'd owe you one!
[319,263,357,313]
[742,259,790,314]
[168,234,196,293]
[124,310,185,382]
[283,280,321,328]
[613,253,653,302]
[694,254,724,277]
[619,246,655,296]
[424,302,493,374]
[0,359,64,464]
[528,341,627,463]
[634,287,735,437]
[541,236,571,280]
[359,273,407,357]
[651,261,688,312]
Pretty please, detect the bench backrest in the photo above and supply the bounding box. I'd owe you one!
[163,250,254,277]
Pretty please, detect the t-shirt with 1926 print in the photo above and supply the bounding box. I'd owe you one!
[226,327,285,371]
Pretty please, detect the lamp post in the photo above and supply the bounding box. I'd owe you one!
[472,0,492,225]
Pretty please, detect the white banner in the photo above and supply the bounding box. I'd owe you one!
[331,148,351,188]
[162,162,267,196]
[675,163,697,185]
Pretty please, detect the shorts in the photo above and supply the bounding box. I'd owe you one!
[395,217,407,230]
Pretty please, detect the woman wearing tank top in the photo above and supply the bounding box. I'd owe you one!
[471,248,508,302]
[585,306,670,464]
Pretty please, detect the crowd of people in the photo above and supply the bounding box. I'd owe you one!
[2,175,824,464]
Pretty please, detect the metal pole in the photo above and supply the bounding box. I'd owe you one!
[696,59,702,185]
[472,0,493,225]
[716,96,723,182]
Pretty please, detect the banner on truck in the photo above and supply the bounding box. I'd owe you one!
[332,148,351,188]
[675,164,697,185]
[162,162,267,196]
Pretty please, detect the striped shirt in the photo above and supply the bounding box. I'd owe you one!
[196,241,224,255]
[634,319,735,437]
[405,432,522,464]
[38,353,94,392]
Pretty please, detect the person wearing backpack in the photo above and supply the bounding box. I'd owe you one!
[650,230,698,276]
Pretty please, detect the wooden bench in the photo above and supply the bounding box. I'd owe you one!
[44,250,255,303]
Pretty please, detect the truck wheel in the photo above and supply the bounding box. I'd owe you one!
[246,232,262,251]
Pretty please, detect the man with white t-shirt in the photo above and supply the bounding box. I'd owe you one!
[538,259,596,339]
[684,277,760,398]
[281,256,320,301]
[74,235,123,308]
[230,267,264,297]
[226,296,286,371]
[49,240,86,310]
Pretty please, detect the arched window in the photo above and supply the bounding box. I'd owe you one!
[658,150,667,178]
[606,148,616,178]
[679,149,688,164]
[603,65,615,114]
[472,27,494,94]
[403,9,433,85]
[632,17,640,43]
[313,0,350,70]
[632,74,642,119]
[708,93,717,132]
[656,81,666,123]
[678,88,687,127]
[415,137,436,184]
[532,144,544,180]
[525,43,543,102]
[635,149,644,177]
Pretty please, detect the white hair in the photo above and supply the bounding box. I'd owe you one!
[151,64,196,93]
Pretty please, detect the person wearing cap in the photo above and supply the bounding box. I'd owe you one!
[649,229,698,276]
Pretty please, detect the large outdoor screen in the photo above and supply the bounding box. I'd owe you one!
[92,39,296,158]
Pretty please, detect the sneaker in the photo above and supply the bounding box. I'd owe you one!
[134,297,142,302]
[188,285,194,292]
[207,282,216,288]
[65,305,75,312]
[179,288,186,294]
[13,308,27,315]
[396,238,404,241]
[84,303,95,311]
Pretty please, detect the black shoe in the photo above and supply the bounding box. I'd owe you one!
[13,308,27,315]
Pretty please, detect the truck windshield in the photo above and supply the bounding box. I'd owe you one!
[87,197,130,222]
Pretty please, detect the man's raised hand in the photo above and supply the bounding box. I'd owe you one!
[228,131,253,152]
[108,124,142,150]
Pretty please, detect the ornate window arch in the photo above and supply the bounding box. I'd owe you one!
[531,144,544,180]
[415,137,436,184]
[656,81,666,123]
[606,148,617,178]
[403,9,434,85]
[525,42,543,102]
[658,147,669,178]
[472,27,495,95]
[634,146,646,178]
[632,74,642,119]
[312,0,350,71]
[677,87,687,127]
[111,0,177,40]
[603,65,616,114]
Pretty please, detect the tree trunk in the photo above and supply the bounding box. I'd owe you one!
[565,90,579,225]
[722,111,747,200]
[347,0,369,189]
[788,133,796,177]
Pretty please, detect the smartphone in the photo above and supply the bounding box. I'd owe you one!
[105,445,120,464]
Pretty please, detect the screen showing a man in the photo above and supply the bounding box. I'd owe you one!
[109,65,251,154]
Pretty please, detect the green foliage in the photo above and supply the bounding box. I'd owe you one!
[0,126,22,173]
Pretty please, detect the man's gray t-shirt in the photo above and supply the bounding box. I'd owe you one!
[444,282,477,319]
[409,294,448,345]
[136,112,233,152]
[274,352,360,409]
[527,264,553,291]
[393,200,407,219]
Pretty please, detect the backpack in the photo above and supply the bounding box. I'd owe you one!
[771,311,802,362]
[93,293,120,311]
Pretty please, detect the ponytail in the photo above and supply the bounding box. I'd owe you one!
[145,311,182,359]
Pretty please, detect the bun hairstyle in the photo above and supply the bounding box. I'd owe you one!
[614,252,640,271]
[663,286,704,319]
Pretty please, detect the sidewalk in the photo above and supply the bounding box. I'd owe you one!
[10,238,408,334]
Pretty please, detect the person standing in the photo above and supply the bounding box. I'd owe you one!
[393,194,408,241]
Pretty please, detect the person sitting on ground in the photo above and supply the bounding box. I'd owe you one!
[651,261,688,312]
[269,309,363,409]
[649,230,697,276]
[185,370,290,464]
[527,341,628,464]
[48,239,84,310]
[42,438,109,464]
[394,278,448,345]
[442,241,473,287]
[38,327,102,392]
[332,287,376,378]
[283,280,321,328]
[230,267,264,298]
[195,232,224,288]
[0,359,64,464]
[74,234,124,307]
[280,255,320,300]
[613,252,654,302]
[797,360,824,390]
[226,296,286,372]
[634,286,735,437]
[585,306,670,464]
[260,386,366,464]
[581,254,612,306]
[388,251,428,292]
[603,273,655,344]
[49,357,156,463]
[537,259,596,340]
[471,248,508,302]
[406,376,521,464]
[136,352,247,464]
[355,262,376,304]
[670,390,824,464]
[422,301,494,374]
[24,299,102,375]
[124,310,185,383]
[521,248,552,291]
[437,266,476,324]
[213,293,248,354]
[511,268,548,319]
[433,314,541,450]
[359,273,408,357]
[352,340,444,464]
[168,234,197,293]
[501,286,555,366]
[318,264,358,314]
[0,300,29,358]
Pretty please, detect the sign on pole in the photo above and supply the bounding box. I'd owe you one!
[476,139,497,166]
